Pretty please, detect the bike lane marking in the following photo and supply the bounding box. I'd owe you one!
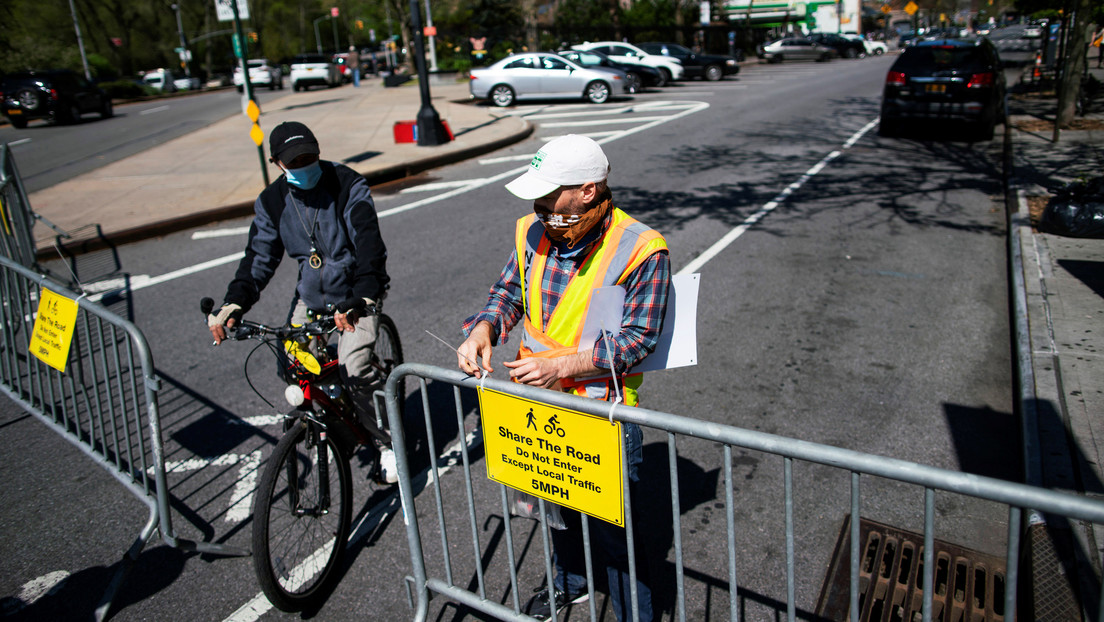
[678,116,880,276]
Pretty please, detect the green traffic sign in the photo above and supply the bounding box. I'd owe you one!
[232,33,243,59]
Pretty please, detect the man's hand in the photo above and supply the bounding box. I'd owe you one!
[335,297,374,333]
[207,303,242,345]
[503,350,600,389]
[457,321,495,378]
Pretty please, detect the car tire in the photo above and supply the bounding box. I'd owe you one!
[585,80,611,104]
[236,85,244,92]
[100,98,113,119]
[625,72,643,94]
[490,84,516,107]
[9,117,28,129]
[770,55,783,64]
[844,48,858,59]
[704,65,723,81]
[878,116,899,137]
[873,48,885,55]
[656,67,672,87]
[63,103,82,125]
[17,88,43,111]
[975,118,996,141]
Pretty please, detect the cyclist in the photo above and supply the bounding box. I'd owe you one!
[207,120,397,483]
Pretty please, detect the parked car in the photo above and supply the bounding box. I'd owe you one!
[638,42,741,81]
[234,58,282,91]
[570,41,684,86]
[173,76,202,91]
[141,68,176,93]
[841,33,888,55]
[879,38,1006,140]
[0,69,113,128]
[757,38,837,63]
[555,49,663,94]
[469,52,627,107]
[289,54,342,91]
[807,32,867,58]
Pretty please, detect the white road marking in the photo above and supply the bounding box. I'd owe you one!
[399,179,491,193]
[154,450,262,524]
[541,115,671,128]
[192,226,251,239]
[139,105,171,115]
[678,117,880,276]
[2,571,70,614]
[83,252,243,302]
[8,138,31,147]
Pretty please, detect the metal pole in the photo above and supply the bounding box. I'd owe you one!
[332,16,339,53]
[314,17,324,54]
[231,0,268,187]
[67,0,92,81]
[172,4,191,78]
[424,0,438,72]
[408,0,451,146]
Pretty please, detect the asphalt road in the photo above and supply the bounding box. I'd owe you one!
[0,84,296,193]
[0,52,1017,621]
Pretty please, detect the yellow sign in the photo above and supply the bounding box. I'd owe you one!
[881,4,891,13]
[245,99,260,122]
[250,122,264,147]
[29,288,79,372]
[904,1,918,14]
[478,387,625,526]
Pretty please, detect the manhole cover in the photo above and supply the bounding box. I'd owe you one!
[817,517,1007,622]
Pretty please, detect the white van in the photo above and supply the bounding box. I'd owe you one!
[141,69,176,93]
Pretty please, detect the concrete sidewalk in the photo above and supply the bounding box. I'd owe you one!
[25,77,531,248]
[1007,64,1104,618]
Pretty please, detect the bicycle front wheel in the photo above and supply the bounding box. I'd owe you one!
[252,419,352,611]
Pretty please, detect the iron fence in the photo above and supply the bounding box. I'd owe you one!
[383,362,1104,622]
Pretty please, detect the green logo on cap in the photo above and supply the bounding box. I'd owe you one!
[530,149,547,170]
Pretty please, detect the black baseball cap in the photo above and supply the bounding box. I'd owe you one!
[269,121,320,163]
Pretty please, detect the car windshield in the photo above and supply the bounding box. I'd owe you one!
[248,60,266,67]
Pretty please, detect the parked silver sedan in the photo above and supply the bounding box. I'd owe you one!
[469,52,627,107]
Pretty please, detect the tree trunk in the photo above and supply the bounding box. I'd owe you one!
[1053,0,1093,139]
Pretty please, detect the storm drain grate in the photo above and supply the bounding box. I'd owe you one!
[816,517,1007,622]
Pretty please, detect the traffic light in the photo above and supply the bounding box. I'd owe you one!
[248,31,258,43]
[356,19,364,30]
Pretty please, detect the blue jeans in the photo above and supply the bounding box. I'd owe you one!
[551,422,652,622]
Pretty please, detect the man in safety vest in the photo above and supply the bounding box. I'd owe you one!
[458,134,670,622]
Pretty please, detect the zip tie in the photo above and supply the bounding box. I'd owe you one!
[479,371,489,393]
[608,395,622,424]
[599,328,623,404]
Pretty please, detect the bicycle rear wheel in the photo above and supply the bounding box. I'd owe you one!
[252,419,352,611]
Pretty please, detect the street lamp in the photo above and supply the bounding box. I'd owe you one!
[424,0,438,72]
[407,0,450,145]
[313,16,327,54]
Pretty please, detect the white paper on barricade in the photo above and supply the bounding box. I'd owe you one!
[577,273,699,374]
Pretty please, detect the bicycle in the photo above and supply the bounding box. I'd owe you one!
[199,297,403,611]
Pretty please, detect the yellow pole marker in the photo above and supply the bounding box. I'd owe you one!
[478,387,625,526]
[30,288,79,372]
[250,123,264,147]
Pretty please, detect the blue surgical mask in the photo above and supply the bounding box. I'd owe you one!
[283,161,322,190]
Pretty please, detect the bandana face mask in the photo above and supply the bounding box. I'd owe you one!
[535,196,613,248]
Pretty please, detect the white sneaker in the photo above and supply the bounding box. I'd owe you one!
[378,448,398,484]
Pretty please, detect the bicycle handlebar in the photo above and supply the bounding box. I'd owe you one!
[200,296,337,342]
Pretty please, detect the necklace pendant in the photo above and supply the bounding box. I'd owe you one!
[309,252,323,269]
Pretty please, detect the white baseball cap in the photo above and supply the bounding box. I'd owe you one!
[504,135,610,200]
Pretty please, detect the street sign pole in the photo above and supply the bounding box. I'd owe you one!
[230,0,268,186]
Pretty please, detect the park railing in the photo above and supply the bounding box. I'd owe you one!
[383,363,1104,622]
[0,254,246,621]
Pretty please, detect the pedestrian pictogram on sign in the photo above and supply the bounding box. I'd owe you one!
[478,387,626,526]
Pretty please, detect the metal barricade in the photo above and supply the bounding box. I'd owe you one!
[0,254,246,621]
[0,143,41,270]
[383,363,1104,622]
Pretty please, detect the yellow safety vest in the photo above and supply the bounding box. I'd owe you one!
[513,207,668,406]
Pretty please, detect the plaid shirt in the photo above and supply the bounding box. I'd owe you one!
[463,213,670,375]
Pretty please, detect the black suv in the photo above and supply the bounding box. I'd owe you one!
[879,39,1005,140]
[1,70,113,128]
[638,42,741,81]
